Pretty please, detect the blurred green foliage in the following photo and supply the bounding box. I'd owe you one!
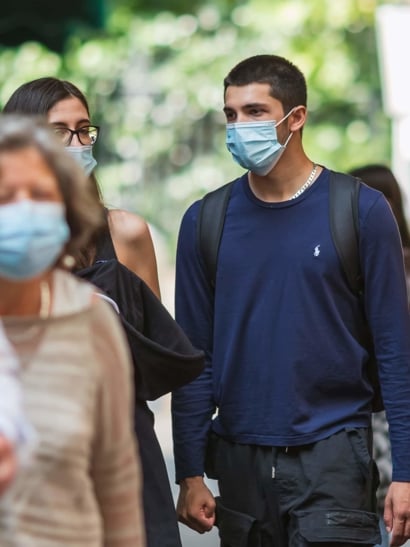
[0,0,396,253]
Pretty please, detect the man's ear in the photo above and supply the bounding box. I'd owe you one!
[288,106,307,132]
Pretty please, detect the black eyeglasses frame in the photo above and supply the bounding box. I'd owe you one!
[53,125,100,146]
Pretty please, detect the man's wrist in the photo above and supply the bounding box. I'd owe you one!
[179,475,205,488]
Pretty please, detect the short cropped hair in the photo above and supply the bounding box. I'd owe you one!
[0,114,104,260]
[224,54,307,114]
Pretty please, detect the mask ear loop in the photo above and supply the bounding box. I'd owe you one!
[275,106,296,128]
[283,131,293,147]
[276,106,300,147]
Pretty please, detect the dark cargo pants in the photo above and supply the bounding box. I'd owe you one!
[205,428,381,547]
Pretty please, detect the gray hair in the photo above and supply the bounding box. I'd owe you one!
[0,114,104,260]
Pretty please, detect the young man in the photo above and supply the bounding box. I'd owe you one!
[172,54,410,547]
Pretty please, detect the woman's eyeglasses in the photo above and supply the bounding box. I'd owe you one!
[53,125,100,146]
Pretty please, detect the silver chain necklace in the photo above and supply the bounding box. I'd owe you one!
[290,163,318,200]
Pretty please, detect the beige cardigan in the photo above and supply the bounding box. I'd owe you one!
[1,269,145,547]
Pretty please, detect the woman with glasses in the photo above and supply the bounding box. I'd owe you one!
[3,78,161,298]
[3,78,189,547]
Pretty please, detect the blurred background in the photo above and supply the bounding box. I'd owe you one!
[2,0,408,268]
[1,1,409,544]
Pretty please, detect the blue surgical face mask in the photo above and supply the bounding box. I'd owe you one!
[0,200,70,281]
[65,145,97,176]
[226,109,294,175]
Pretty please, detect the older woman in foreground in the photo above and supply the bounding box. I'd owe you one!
[0,115,145,547]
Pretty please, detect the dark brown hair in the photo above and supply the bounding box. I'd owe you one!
[224,54,307,114]
[349,164,410,248]
[3,77,90,117]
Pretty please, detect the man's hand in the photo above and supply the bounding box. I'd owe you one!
[384,481,410,546]
[177,476,216,533]
[0,435,16,496]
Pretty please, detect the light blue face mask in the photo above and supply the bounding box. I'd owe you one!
[0,200,70,281]
[226,109,294,176]
[65,145,97,176]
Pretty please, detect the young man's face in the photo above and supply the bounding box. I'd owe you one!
[223,83,285,125]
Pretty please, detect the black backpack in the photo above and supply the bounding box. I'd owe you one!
[196,171,383,412]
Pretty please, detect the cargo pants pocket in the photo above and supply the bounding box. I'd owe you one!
[346,428,380,512]
[292,509,381,546]
[215,496,261,547]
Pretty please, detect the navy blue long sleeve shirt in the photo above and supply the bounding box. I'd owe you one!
[172,169,410,483]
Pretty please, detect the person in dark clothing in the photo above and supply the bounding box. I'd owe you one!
[172,55,410,547]
[350,164,410,302]
[3,79,191,547]
[349,164,410,547]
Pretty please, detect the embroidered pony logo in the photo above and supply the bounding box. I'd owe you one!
[313,245,321,257]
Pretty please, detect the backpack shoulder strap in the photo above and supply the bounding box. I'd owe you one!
[329,171,362,295]
[330,172,383,412]
[197,172,363,294]
[197,181,234,288]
